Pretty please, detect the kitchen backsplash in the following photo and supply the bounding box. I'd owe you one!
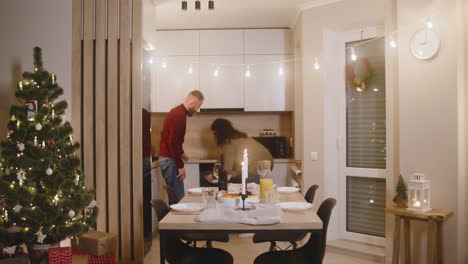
[151,111,293,159]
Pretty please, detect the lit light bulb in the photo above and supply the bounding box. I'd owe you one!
[313,57,320,70]
[161,61,167,69]
[373,88,379,92]
[245,66,251,77]
[426,19,433,29]
[350,48,357,61]
[356,87,363,92]
[389,37,397,48]
[278,67,284,76]
[213,68,219,77]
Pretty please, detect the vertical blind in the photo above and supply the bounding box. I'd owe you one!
[346,176,386,237]
[346,38,386,169]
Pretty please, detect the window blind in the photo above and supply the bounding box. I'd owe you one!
[345,38,386,169]
[346,176,386,237]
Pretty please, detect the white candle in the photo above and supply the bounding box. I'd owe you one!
[413,201,421,207]
[242,149,248,195]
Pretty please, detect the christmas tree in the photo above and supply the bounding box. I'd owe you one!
[392,174,408,208]
[0,47,97,247]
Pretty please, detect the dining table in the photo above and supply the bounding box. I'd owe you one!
[158,187,323,264]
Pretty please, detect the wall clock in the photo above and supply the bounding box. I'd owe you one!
[410,28,440,60]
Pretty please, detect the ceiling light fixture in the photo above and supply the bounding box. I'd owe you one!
[181,1,187,11]
[195,0,201,10]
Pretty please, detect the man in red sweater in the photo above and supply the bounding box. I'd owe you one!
[159,90,204,199]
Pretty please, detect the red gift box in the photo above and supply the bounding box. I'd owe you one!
[73,251,116,264]
[88,252,116,264]
[48,247,72,264]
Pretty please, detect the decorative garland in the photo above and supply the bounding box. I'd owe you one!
[345,58,376,91]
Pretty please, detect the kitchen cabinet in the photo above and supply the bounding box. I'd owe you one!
[152,56,199,112]
[200,30,244,55]
[184,163,200,194]
[153,30,199,56]
[244,29,292,55]
[244,55,293,111]
[199,56,245,109]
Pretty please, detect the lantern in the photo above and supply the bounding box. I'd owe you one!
[408,173,431,212]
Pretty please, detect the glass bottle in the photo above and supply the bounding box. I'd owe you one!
[218,154,228,192]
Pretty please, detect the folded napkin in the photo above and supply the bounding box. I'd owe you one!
[195,205,282,225]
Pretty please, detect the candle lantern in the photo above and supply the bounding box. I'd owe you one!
[408,173,431,212]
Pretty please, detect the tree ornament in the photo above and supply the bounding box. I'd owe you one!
[46,167,53,176]
[393,175,408,208]
[13,204,22,213]
[68,210,75,218]
[16,120,21,129]
[89,200,97,208]
[73,174,80,186]
[18,81,23,91]
[5,168,10,175]
[47,140,55,148]
[35,122,42,131]
[17,142,25,152]
[3,210,8,222]
[41,140,46,148]
[17,169,27,182]
[35,229,47,244]
[51,74,56,85]
[11,115,16,121]
[34,136,38,146]
[52,194,59,206]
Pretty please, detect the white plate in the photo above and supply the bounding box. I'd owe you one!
[277,187,300,193]
[170,203,205,213]
[188,187,204,195]
[277,202,313,211]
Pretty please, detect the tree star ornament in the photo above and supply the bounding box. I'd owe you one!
[13,204,22,213]
[17,143,25,152]
[35,229,47,244]
[46,167,53,176]
[35,122,42,131]
[17,169,27,182]
[68,210,75,218]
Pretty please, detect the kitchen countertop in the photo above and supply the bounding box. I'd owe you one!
[151,158,295,169]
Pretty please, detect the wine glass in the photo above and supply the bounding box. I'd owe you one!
[256,160,271,178]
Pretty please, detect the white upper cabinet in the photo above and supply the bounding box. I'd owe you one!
[153,30,199,56]
[244,29,292,55]
[244,55,293,111]
[199,56,245,109]
[152,56,199,112]
[200,30,244,55]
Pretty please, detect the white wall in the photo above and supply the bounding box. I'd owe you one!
[397,0,461,262]
[0,0,72,140]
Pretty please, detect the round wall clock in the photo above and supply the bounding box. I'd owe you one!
[410,28,441,60]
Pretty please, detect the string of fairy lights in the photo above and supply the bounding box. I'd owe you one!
[145,15,438,77]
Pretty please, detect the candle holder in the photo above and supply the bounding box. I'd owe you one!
[408,173,431,212]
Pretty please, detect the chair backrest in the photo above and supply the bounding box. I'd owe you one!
[302,197,336,261]
[164,185,180,205]
[151,199,171,222]
[304,184,319,203]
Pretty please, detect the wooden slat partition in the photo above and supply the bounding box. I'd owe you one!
[83,0,95,189]
[95,0,107,233]
[119,0,132,261]
[71,0,82,160]
[132,0,144,260]
[106,0,120,258]
[72,0,144,262]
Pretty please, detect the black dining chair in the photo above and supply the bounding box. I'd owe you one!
[161,186,230,248]
[252,184,319,251]
[253,197,336,264]
[152,199,234,264]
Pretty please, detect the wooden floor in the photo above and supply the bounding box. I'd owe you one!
[143,233,384,264]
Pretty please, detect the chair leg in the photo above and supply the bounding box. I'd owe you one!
[269,242,277,252]
[206,240,213,248]
[292,242,298,250]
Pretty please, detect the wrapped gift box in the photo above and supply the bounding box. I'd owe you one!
[88,252,116,264]
[49,246,72,264]
[72,231,117,257]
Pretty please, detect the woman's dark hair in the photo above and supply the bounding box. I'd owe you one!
[211,118,247,146]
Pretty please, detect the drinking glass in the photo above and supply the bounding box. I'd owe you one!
[203,189,216,209]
